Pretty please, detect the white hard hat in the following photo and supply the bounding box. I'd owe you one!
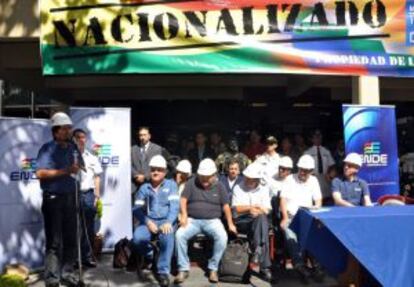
[297,154,315,170]
[344,153,363,167]
[51,112,72,127]
[197,158,217,176]
[149,155,167,169]
[243,163,262,179]
[279,156,293,169]
[176,159,192,175]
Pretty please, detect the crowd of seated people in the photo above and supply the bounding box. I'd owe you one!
[131,127,373,286]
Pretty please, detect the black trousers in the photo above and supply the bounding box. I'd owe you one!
[42,191,77,285]
[80,189,97,261]
[235,214,271,269]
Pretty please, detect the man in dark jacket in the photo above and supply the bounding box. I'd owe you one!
[131,127,163,192]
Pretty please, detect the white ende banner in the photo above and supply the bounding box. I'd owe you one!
[70,107,132,249]
[0,117,50,271]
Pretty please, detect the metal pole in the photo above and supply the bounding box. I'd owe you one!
[0,80,4,117]
[30,91,35,118]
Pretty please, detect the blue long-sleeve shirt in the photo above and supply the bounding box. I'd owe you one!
[133,179,179,224]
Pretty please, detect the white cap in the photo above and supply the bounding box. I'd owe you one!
[51,112,72,127]
[176,160,192,175]
[279,156,293,169]
[297,154,315,170]
[242,163,262,179]
[149,155,167,169]
[344,153,362,167]
[197,158,217,176]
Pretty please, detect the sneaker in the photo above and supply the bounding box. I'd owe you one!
[157,273,170,287]
[208,270,219,283]
[174,271,189,284]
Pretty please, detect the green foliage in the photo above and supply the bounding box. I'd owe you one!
[0,274,26,287]
[96,198,103,219]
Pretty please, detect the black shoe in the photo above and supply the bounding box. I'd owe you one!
[295,264,311,285]
[61,275,80,287]
[259,268,272,282]
[311,266,325,283]
[45,283,59,287]
[157,273,170,287]
[82,259,97,268]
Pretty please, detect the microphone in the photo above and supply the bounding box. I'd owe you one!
[70,138,86,172]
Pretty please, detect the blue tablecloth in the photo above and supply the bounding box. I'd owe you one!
[291,206,414,287]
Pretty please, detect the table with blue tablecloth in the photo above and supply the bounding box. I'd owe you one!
[290,206,414,287]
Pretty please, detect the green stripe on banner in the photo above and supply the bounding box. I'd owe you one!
[42,44,282,74]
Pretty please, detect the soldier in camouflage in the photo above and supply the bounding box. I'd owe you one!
[216,138,250,175]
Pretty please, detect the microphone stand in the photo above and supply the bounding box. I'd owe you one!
[73,149,87,287]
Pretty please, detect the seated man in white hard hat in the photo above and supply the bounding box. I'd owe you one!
[268,156,294,233]
[279,154,323,283]
[175,158,237,284]
[231,162,273,281]
[269,156,294,198]
[132,155,179,287]
[174,159,192,195]
[332,153,372,207]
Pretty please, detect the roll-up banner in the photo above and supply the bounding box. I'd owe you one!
[0,117,50,271]
[342,105,400,201]
[41,0,414,76]
[70,107,132,249]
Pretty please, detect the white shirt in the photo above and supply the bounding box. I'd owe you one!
[228,178,237,189]
[280,174,322,218]
[268,176,287,198]
[232,182,272,210]
[305,145,335,174]
[254,152,280,183]
[80,149,103,191]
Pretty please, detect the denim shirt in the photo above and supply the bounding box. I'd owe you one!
[331,176,370,206]
[133,179,179,224]
[36,140,81,194]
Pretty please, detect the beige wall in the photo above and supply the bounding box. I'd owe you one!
[0,0,39,38]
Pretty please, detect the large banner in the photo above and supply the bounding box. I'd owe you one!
[70,107,132,249]
[0,117,50,271]
[342,105,399,201]
[41,0,414,76]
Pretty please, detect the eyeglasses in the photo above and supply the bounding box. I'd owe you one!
[298,168,313,174]
[150,167,165,173]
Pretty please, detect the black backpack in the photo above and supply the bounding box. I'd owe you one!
[113,238,132,268]
[219,239,250,283]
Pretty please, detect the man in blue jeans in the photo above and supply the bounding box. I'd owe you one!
[132,155,179,287]
[174,158,237,284]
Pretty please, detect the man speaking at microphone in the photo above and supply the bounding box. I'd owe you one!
[36,112,82,287]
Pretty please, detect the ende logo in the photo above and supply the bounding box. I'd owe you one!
[93,144,119,166]
[362,141,388,167]
[10,158,38,181]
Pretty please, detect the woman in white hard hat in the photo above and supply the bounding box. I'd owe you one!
[174,159,192,195]
[331,153,372,207]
